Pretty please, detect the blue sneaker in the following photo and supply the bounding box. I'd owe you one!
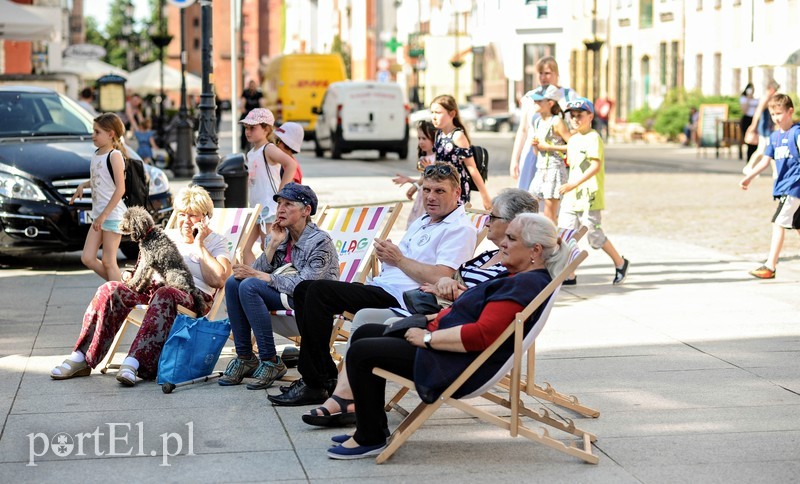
[327,442,386,460]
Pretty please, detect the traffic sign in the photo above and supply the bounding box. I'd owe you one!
[167,0,197,7]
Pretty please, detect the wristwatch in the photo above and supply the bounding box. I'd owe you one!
[423,331,433,350]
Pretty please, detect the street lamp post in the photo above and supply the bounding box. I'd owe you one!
[192,0,225,206]
[172,7,194,177]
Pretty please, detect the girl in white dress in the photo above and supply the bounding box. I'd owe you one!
[529,85,571,223]
[240,108,299,265]
[69,113,127,281]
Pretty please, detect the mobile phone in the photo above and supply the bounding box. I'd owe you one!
[192,228,199,238]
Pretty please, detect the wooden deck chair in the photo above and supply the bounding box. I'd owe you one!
[518,225,599,418]
[463,204,491,246]
[269,203,403,358]
[99,204,260,374]
[373,245,600,465]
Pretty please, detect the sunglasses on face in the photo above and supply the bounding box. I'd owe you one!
[423,164,455,177]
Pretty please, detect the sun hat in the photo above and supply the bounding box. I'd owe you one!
[239,108,275,126]
[531,84,562,102]
[566,97,595,115]
[274,122,304,153]
[273,182,318,215]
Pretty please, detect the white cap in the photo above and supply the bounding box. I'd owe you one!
[274,122,303,153]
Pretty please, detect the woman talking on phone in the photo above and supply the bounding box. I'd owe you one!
[50,186,233,387]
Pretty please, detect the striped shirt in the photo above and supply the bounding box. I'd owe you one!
[460,250,507,288]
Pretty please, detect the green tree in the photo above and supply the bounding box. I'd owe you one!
[331,35,351,80]
[84,16,107,48]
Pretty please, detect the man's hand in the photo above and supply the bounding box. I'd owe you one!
[374,238,404,266]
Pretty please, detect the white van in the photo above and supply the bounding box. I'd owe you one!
[313,81,409,159]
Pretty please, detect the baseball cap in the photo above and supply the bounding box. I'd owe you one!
[566,97,595,115]
[273,182,318,215]
[274,122,304,153]
[531,84,562,102]
[239,108,275,126]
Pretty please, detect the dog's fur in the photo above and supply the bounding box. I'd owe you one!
[119,207,205,314]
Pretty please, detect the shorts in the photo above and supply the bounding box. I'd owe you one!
[558,209,607,249]
[772,195,800,229]
[101,219,123,234]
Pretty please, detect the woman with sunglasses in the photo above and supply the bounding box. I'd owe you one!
[430,95,492,210]
[325,213,572,459]
[301,189,538,428]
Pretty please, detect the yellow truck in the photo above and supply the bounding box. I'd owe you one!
[262,53,347,140]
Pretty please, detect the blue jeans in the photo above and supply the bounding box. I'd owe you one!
[225,276,292,360]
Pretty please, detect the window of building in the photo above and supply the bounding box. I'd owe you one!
[731,68,741,94]
[670,41,680,88]
[659,42,667,87]
[525,0,548,18]
[627,45,633,112]
[714,0,721,9]
[713,53,721,94]
[640,0,653,28]
[522,43,556,93]
[696,0,702,10]
[696,54,703,90]
[473,47,485,96]
[193,17,199,27]
[642,56,651,100]
[193,38,200,50]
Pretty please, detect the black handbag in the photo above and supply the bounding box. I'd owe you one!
[402,289,442,315]
[383,314,429,337]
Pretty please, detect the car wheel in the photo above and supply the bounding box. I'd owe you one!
[314,137,324,157]
[120,242,139,260]
[331,131,343,159]
[398,143,409,159]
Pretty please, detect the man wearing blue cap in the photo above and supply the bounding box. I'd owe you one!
[269,164,478,406]
[559,97,629,285]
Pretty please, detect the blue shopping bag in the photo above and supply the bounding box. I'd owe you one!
[157,314,231,385]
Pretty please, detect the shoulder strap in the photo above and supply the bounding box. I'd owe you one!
[262,145,278,194]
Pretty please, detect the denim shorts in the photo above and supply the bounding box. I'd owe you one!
[101,219,123,234]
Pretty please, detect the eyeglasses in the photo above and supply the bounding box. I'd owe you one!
[423,164,455,177]
[488,213,507,223]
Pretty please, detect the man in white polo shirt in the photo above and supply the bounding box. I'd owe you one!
[269,163,478,406]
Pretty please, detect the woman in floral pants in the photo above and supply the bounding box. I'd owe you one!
[51,186,232,386]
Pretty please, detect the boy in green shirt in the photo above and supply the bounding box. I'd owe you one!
[558,97,629,284]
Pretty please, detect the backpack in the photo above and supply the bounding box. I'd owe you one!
[106,151,150,209]
[468,145,489,191]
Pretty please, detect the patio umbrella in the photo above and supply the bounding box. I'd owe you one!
[60,57,129,82]
[0,0,53,41]
[126,60,202,95]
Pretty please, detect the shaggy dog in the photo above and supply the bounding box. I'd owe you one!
[119,206,205,314]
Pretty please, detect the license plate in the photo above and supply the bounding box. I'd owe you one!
[349,123,373,133]
[79,210,94,225]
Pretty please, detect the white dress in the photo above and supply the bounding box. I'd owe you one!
[90,149,127,221]
[246,143,282,222]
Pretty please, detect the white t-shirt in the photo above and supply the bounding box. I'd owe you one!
[246,144,281,219]
[369,205,478,307]
[166,229,231,295]
[90,149,127,220]
[740,96,759,117]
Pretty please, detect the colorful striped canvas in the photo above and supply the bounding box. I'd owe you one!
[322,205,391,283]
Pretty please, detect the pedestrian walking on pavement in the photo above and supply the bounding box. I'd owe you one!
[558,97,629,285]
[739,93,800,279]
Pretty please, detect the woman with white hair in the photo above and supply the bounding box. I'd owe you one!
[325,213,571,459]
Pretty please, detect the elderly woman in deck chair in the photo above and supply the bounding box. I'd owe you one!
[302,188,539,428]
[324,213,571,459]
[51,186,232,386]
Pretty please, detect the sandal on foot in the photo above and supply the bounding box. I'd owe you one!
[50,359,91,380]
[302,394,356,427]
[116,364,137,387]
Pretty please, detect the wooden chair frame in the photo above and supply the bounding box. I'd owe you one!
[99,204,260,374]
[373,247,599,465]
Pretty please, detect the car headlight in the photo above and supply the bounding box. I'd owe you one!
[145,165,170,196]
[0,171,47,201]
[485,118,497,126]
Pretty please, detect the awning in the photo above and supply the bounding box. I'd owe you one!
[125,60,202,95]
[0,0,53,41]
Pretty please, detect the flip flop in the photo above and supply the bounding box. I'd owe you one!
[302,394,356,427]
[115,364,138,387]
[50,358,91,380]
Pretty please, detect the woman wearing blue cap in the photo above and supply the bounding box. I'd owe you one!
[220,183,340,390]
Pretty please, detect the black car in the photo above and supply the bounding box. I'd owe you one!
[0,86,173,258]
[476,112,519,133]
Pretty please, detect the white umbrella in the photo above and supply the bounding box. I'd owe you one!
[60,57,129,82]
[126,60,202,95]
[0,0,53,41]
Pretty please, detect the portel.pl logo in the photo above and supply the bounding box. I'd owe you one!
[27,422,194,466]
